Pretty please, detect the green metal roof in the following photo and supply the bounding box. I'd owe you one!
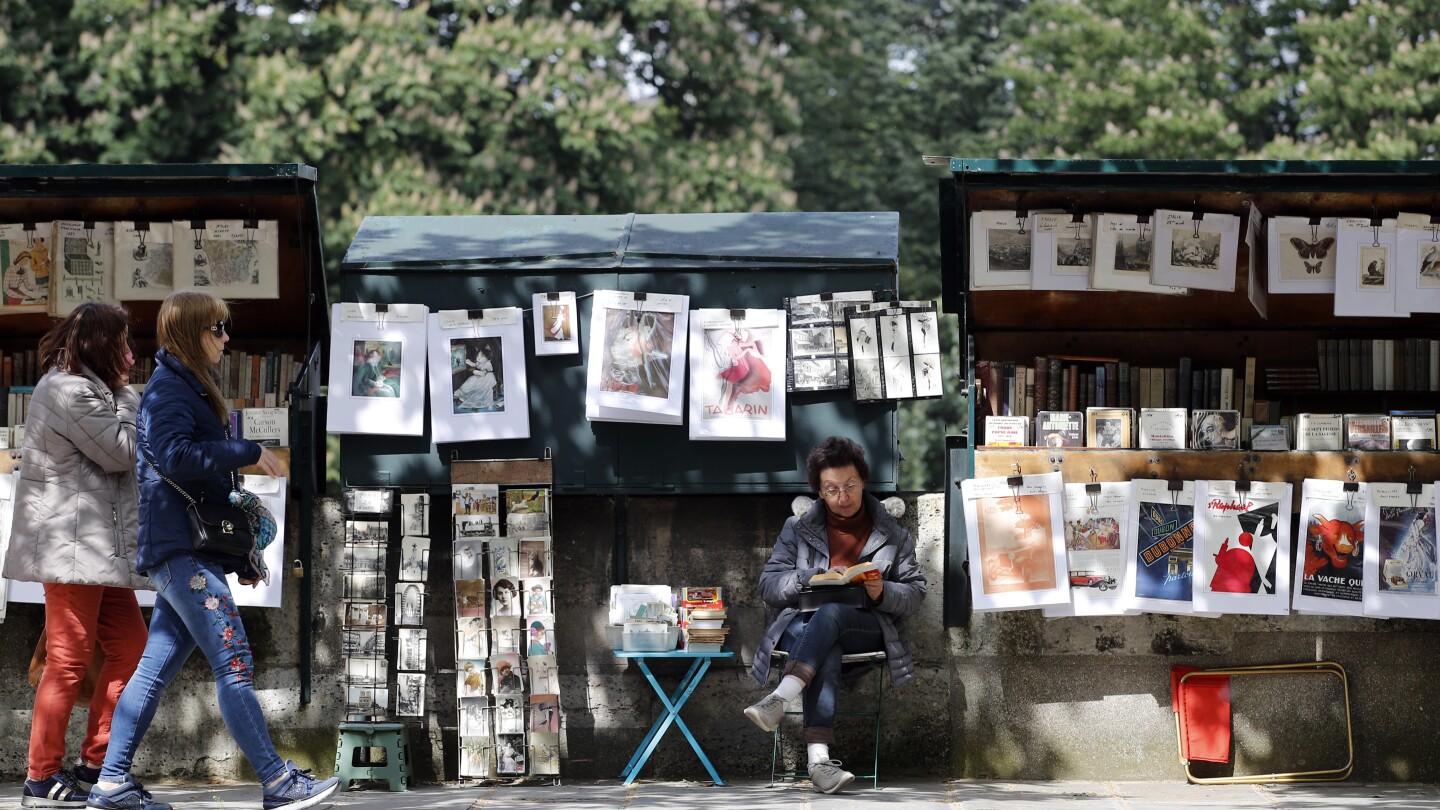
[0,163,317,181]
[946,157,1440,176]
[340,211,900,272]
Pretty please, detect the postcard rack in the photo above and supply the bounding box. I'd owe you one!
[450,456,561,784]
[340,489,395,720]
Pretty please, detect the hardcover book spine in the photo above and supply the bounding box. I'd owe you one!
[1033,355,1048,417]
[1177,357,1192,410]
[1047,357,1062,410]
[1105,362,1119,409]
[1163,368,1177,409]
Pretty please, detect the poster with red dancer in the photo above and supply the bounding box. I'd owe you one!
[1192,479,1292,616]
[687,308,787,441]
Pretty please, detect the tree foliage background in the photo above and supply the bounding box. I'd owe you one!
[3,0,1433,490]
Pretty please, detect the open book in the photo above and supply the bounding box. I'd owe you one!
[808,561,880,587]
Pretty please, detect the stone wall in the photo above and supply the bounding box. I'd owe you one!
[2,492,1435,782]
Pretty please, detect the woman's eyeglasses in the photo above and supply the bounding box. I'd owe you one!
[820,481,861,500]
[208,320,229,337]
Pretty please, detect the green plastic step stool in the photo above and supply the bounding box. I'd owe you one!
[335,721,411,791]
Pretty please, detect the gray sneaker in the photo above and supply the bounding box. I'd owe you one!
[743,693,787,732]
[808,759,855,794]
[262,761,339,810]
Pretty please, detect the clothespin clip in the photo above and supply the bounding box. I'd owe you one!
[1007,462,1025,510]
[374,303,389,330]
[1085,470,1102,514]
[82,218,96,250]
[1015,207,1029,234]
[1407,465,1422,508]
[820,292,834,301]
[1168,465,1183,506]
[1135,213,1150,241]
[1191,208,1205,239]
[22,221,36,247]
[1235,461,1251,493]
[546,292,559,301]
[729,308,746,322]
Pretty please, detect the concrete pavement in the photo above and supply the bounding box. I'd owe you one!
[4,779,1440,810]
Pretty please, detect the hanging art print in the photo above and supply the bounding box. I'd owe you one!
[1364,483,1438,619]
[427,308,530,443]
[584,290,689,425]
[1122,479,1201,615]
[1292,479,1367,617]
[326,303,428,436]
[1043,481,1134,618]
[49,220,114,317]
[114,221,176,301]
[0,222,52,313]
[960,471,1068,611]
[1191,480,1293,616]
[1393,213,1440,314]
[172,219,279,299]
[688,308,787,441]
[1266,215,1338,294]
[532,291,580,355]
[1150,209,1242,293]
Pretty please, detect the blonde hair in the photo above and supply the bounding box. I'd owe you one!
[156,291,230,422]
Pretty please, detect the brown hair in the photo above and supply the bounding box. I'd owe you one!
[156,291,230,422]
[38,302,132,390]
[805,436,870,493]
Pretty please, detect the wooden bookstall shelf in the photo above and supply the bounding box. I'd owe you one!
[940,159,1440,455]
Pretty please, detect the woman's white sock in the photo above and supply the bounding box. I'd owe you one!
[774,674,805,701]
[807,743,830,766]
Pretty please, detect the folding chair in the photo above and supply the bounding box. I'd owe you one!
[767,649,885,788]
[1171,661,1353,784]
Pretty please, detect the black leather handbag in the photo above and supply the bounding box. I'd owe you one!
[147,459,254,565]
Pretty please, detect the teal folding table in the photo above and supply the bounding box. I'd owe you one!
[614,649,733,786]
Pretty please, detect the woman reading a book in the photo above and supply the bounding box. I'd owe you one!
[744,436,926,794]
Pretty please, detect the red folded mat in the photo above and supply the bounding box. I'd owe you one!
[1171,665,1232,763]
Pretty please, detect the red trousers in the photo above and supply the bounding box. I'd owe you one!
[29,584,146,781]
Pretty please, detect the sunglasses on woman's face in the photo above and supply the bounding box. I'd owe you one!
[208,320,229,337]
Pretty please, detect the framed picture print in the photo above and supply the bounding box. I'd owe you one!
[427,308,530,443]
[1266,215,1338,294]
[326,303,428,436]
[114,220,175,301]
[532,291,580,355]
[584,290,690,424]
[172,218,279,299]
[1334,217,1404,319]
[784,290,874,392]
[1085,408,1133,449]
[1090,213,1186,295]
[1191,480,1293,616]
[959,471,1069,612]
[1292,478,1367,617]
[1150,209,1242,293]
[688,308,787,441]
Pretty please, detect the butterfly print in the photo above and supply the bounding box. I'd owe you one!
[1289,236,1335,275]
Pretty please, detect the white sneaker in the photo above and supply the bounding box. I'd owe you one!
[808,759,855,794]
[743,693,787,732]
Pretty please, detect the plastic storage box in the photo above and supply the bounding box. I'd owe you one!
[622,623,680,652]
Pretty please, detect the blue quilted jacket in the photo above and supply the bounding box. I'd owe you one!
[134,349,260,573]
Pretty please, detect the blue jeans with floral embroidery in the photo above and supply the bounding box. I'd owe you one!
[100,552,287,785]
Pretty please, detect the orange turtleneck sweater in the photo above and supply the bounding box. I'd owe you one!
[825,503,873,569]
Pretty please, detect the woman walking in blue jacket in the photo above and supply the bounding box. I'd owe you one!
[89,292,337,810]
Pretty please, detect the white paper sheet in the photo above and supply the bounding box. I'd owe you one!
[427,308,530,443]
[1043,481,1134,618]
[961,471,1069,612]
[1150,209,1242,292]
[1266,215,1338,294]
[173,219,279,299]
[0,221,54,313]
[50,220,115,316]
[1089,213,1187,295]
[687,308,787,441]
[1334,217,1405,318]
[1031,213,1094,291]
[326,303,429,436]
[584,290,689,425]
[532,292,580,356]
[1393,214,1440,314]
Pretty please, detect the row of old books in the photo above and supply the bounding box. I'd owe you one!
[1316,338,1440,392]
[986,408,1438,451]
[218,350,301,410]
[677,586,727,653]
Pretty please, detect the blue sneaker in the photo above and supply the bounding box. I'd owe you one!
[262,762,339,810]
[22,770,86,808]
[85,780,171,810]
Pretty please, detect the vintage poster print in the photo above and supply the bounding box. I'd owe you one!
[398,537,429,581]
[395,673,425,716]
[492,652,523,695]
[459,736,492,779]
[115,221,175,301]
[497,734,526,775]
[585,290,689,424]
[457,617,488,659]
[1192,481,1292,616]
[395,581,426,625]
[327,304,429,435]
[688,309,787,441]
[1044,481,1133,618]
[1364,483,1438,619]
[531,731,560,775]
[453,484,500,517]
[0,222,52,312]
[455,579,487,618]
[449,337,505,413]
[458,659,488,699]
[459,696,489,738]
[172,219,279,299]
[428,308,530,442]
[1151,210,1241,293]
[50,220,114,317]
[350,340,401,398]
[495,695,524,734]
[1292,479,1366,616]
[530,694,560,733]
[532,291,580,355]
[506,489,550,537]
[960,472,1069,611]
[1122,479,1199,615]
[1031,213,1093,292]
[397,628,423,671]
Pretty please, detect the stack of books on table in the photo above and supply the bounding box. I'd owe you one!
[678,586,729,653]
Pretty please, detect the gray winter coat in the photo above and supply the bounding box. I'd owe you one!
[751,492,926,687]
[2,366,149,589]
